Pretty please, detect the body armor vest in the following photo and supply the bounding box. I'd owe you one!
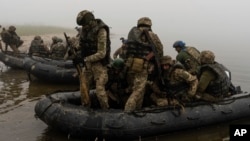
[162,62,188,95]
[126,27,151,58]
[29,40,47,56]
[51,43,66,59]
[79,19,111,65]
[200,62,230,96]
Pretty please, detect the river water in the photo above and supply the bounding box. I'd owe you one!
[0,34,250,141]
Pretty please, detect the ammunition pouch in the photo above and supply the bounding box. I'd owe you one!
[130,58,144,73]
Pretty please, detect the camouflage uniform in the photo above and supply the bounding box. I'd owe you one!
[173,41,200,75]
[159,55,198,103]
[76,10,111,109]
[124,17,164,112]
[0,28,8,51]
[113,39,127,60]
[29,36,49,57]
[196,50,231,101]
[50,37,66,59]
[106,59,129,108]
[1,26,23,53]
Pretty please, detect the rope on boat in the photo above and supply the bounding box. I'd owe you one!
[131,105,184,117]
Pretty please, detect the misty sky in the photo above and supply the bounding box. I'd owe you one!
[1,0,250,57]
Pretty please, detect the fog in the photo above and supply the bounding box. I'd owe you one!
[1,0,250,58]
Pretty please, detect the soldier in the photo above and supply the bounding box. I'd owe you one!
[173,40,200,75]
[196,50,232,102]
[1,26,23,53]
[50,36,66,59]
[0,25,2,51]
[106,58,129,108]
[72,10,111,109]
[28,36,50,57]
[124,17,164,112]
[158,55,198,103]
[113,37,128,60]
[1,27,11,52]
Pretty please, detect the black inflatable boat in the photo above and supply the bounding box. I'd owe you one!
[35,90,250,140]
[23,56,78,84]
[0,51,27,69]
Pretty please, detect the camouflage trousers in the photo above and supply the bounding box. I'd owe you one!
[124,69,148,112]
[83,62,109,109]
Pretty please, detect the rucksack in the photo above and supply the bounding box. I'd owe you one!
[186,46,200,64]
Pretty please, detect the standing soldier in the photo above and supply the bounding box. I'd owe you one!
[124,17,164,112]
[2,26,24,53]
[173,40,200,75]
[72,10,111,109]
[1,27,10,52]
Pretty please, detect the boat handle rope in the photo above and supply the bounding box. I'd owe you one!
[216,98,236,105]
[34,99,61,119]
[131,105,183,117]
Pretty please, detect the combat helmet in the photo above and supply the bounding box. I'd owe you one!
[173,40,185,48]
[137,17,152,27]
[52,36,58,42]
[112,58,125,70]
[8,25,16,32]
[34,35,42,40]
[200,50,215,64]
[160,55,173,65]
[76,10,95,26]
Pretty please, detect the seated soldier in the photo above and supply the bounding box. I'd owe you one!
[157,55,198,103]
[196,50,232,102]
[50,36,66,59]
[28,36,50,57]
[105,58,129,108]
[172,40,200,75]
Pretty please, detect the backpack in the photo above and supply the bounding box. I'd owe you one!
[186,46,200,64]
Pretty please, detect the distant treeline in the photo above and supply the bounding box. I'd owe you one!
[7,25,76,36]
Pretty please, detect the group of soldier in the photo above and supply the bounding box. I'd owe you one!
[0,25,23,53]
[0,10,237,113]
[28,35,67,59]
[68,10,236,113]
[0,25,67,60]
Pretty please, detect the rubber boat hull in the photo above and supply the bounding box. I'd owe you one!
[35,91,250,140]
[23,56,78,84]
[0,51,27,69]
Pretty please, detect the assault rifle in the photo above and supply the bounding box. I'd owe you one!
[64,32,90,106]
[143,30,165,85]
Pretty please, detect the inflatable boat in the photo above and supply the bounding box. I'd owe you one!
[35,90,250,140]
[0,51,27,69]
[23,56,78,84]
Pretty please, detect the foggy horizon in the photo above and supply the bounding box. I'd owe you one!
[1,0,250,59]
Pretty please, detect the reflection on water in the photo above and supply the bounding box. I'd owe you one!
[0,67,29,114]
[0,65,78,115]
